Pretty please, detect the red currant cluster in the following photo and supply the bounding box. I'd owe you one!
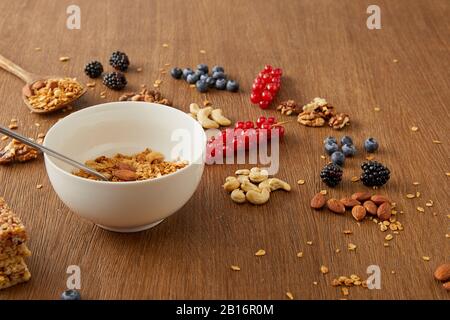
[250,65,283,109]
[206,116,285,161]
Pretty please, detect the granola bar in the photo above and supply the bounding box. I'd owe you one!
[0,197,31,290]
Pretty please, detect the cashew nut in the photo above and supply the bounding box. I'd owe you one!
[246,188,270,205]
[236,174,250,184]
[145,151,164,163]
[223,176,240,192]
[211,109,231,127]
[240,180,260,193]
[230,189,246,203]
[258,179,271,191]
[249,167,269,183]
[197,107,219,129]
[268,178,291,191]
[235,169,250,176]
[189,103,200,116]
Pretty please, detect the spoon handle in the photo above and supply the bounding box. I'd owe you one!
[0,54,36,83]
[0,126,109,181]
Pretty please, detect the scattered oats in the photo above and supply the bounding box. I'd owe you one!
[393,231,399,235]
[136,67,143,72]
[297,179,305,185]
[425,200,433,207]
[158,68,165,72]
[59,56,70,62]
[446,234,449,238]
[161,71,167,74]
[335,249,341,253]
[411,126,419,132]
[162,43,169,48]
[389,224,398,231]
[154,79,163,85]
[380,224,388,232]
[313,281,318,285]
[351,176,360,182]
[383,220,390,226]
[8,123,18,130]
[406,193,415,199]
[385,234,393,241]
[189,84,196,88]
[230,265,241,271]
[447,172,450,177]
[432,140,442,144]
[306,241,313,246]
[366,155,375,160]
[320,190,327,195]
[286,292,294,300]
[164,63,170,67]
[34,47,41,51]
[343,230,352,235]
[422,256,430,261]
[391,270,396,274]
[320,265,329,274]
[447,214,450,219]
[412,181,420,186]
[255,249,266,256]
[341,287,349,296]
[320,155,326,159]
[86,82,96,88]
[354,280,362,286]
[1,136,8,141]
[433,212,437,216]
[374,107,381,112]
[416,207,425,213]
[200,49,206,54]
[297,251,303,258]
[393,59,399,63]
[100,91,106,95]
[37,133,45,139]
[384,242,389,247]
[416,191,421,198]
[36,184,43,189]
[348,243,357,251]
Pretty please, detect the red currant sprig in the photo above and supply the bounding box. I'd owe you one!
[250,65,283,109]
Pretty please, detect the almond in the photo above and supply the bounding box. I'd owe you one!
[351,192,371,202]
[340,197,361,208]
[363,200,378,215]
[32,80,45,90]
[311,193,326,209]
[113,169,137,181]
[377,202,391,221]
[48,80,59,89]
[371,194,390,205]
[443,282,450,291]
[22,84,32,97]
[117,162,135,172]
[351,205,366,221]
[434,263,450,282]
[326,198,345,214]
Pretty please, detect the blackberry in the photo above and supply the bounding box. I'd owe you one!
[320,163,343,187]
[84,61,103,78]
[360,161,390,187]
[109,51,130,71]
[103,72,127,90]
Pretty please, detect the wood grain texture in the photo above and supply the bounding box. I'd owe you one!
[0,0,449,300]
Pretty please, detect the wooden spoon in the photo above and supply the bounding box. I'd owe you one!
[0,53,87,114]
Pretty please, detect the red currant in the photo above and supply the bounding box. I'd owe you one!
[271,76,281,83]
[245,121,254,129]
[261,73,272,84]
[252,82,264,92]
[250,92,261,104]
[267,117,275,124]
[264,65,273,72]
[259,100,270,109]
[271,68,283,77]
[261,90,273,102]
[256,116,266,127]
[265,83,278,94]
[235,121,245,129]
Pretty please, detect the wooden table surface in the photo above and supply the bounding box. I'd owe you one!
[0,0,448,300]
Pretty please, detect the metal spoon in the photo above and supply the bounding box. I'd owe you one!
[0,126,109,181]
[0,54,87,114]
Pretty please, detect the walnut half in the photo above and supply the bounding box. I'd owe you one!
[0,139,39,165]
[329,113,350,129]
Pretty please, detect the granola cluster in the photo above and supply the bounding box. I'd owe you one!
[73,148,188,182]
[0,197,31,290]
[297,97,350,130]
[118,89,171,106]
[23,78,84,111]
[276,100,302,116]
[0,139,39,165]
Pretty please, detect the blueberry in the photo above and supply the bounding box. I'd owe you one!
[342,144,357,157]
[187,73,200,84]
[331,151,345,166]
[200,74,208,81]
[196,80,208,93]
[364,138,379,153]
[61,289,81,300]
[212,71,227,80]
[226,80,239,92]
[215,78,227,90]
[170,67,182,79]
[197,64,209,74]
[323,136,337,145]
[212,66,224,73]
[205,77,216,88]
[194,70,205,77]
[340,136,353,146]
[324,142,339,155]
[182,68,194,80]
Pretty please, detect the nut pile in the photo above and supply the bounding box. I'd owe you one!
[118,89,171,105]
[223,167,291,205]
[23,78,83,111]
[188,103,231,129]
[73,148,187,182]
[297,97,350,130]
[331,274,368,296]
[0,139,39,165]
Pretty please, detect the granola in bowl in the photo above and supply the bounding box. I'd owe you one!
[73,148,188,182]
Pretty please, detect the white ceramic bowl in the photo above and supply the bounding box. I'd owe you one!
[44,102,206,232]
